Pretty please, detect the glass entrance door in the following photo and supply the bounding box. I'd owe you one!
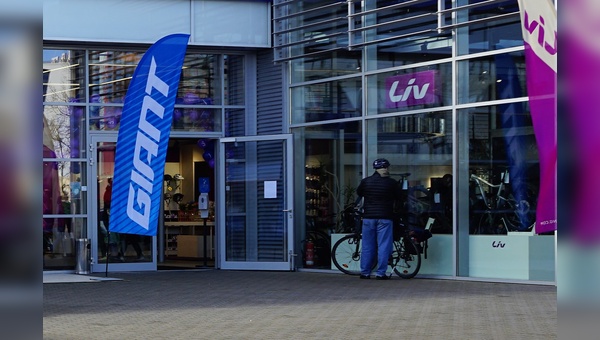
[90,135,156,272]
[218,135,294,270]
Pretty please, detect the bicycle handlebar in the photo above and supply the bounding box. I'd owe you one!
[470,174,501,188]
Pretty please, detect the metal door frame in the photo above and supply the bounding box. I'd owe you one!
[217,134,295,270]
[89,134,157,272]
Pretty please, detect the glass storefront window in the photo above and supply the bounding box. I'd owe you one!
[87,51,227,133]
[179,54,221,105]
[457,104,554,282]
[43,49,86,103]
[362,0,452,71]
[172,107,220,132]
[366,112,453,230]
[457,50,527,104]
[366,63,451,115]
[43,217,88,271]
[294,121,362,269]
[291,77,362,124]
[461,104,538,234]
[89,105,121,131]
[43,105,87,159]
[43,160,87,224]
[366,112,453,276]
[455,1,522,55]
[88,50,140,104]
[290,50,362,83]
[365,32,452,71]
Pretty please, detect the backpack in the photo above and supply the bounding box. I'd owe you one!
[405,218,434,259]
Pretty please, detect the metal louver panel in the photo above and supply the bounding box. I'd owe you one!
[273,0,520,61]
[257,49,284,135]
[256,141,286,261]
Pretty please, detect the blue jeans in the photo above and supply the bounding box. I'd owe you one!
[360,218,393,277]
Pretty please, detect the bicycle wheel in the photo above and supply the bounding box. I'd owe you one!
[500,183,537,231]
[478,211,506,234]
[331,234,363,275]
[392,237,421,279]
[501,195,534,232]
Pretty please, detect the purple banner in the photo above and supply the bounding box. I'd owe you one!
[385,70,439,108]
[517,0,557,234]
[563,13,600,243]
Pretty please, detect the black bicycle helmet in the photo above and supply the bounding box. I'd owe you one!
[173,193,184,203]
[373,158,390,169]
[164,174,173,182]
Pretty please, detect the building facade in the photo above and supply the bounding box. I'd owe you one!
[42,0,555,283]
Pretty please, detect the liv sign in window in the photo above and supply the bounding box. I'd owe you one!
[385,70,440,108]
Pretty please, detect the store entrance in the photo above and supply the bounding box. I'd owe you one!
[158,138,217,270]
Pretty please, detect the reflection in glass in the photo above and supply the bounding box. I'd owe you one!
[462,105,539,235]
[455,1,522,55]
[290,50,362,83]
[457,51,527,104]
[43,49,86,102]
[172,107,220,132]
[362,0,452,71]
[88,50,141,104]
[294,121,362,269]
[43,217,87,271]
[43,105,86,158]
[178,54,221,105]
[291,77,362,124]
[366,112,453,234]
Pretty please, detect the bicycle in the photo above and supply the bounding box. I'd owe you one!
[470,169,536,234]
[331,217,430,279]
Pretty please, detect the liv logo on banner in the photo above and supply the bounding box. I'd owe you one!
[109,34,190,236]
[516,0,557,234]
[385,70,439,109]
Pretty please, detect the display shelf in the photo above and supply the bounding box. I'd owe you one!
[164,220,215,258]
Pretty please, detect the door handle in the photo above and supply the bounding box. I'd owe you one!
[282,209,292,212]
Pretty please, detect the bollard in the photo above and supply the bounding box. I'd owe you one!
[75,238,91,274]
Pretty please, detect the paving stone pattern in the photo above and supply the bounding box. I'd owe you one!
[43,270,556,339]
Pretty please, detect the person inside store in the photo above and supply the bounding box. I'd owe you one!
[102,177,145,261]
[356,158,403,280]
[99,177,112,259]
[119,234,145,261]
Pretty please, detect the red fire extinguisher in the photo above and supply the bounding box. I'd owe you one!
[305,239,314,267]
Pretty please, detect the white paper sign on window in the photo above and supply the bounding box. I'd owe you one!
[264,181,277,198]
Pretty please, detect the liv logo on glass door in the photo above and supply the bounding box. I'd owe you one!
[385,70,439,108]
[109,34,190,237]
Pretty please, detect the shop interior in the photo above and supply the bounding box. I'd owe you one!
[159,137,216,269]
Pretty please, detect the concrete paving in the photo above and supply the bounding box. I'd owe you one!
[43,270,556,339]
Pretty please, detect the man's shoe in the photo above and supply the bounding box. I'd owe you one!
[359,275,370,279]
[375,275,390,280]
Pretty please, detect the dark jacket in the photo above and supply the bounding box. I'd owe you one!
[356,172,401,220]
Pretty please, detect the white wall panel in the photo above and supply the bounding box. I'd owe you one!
[44,0,271,47]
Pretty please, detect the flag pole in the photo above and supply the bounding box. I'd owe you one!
[105,231,110,277]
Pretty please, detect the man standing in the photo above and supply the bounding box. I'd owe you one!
[356,158,402,280]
